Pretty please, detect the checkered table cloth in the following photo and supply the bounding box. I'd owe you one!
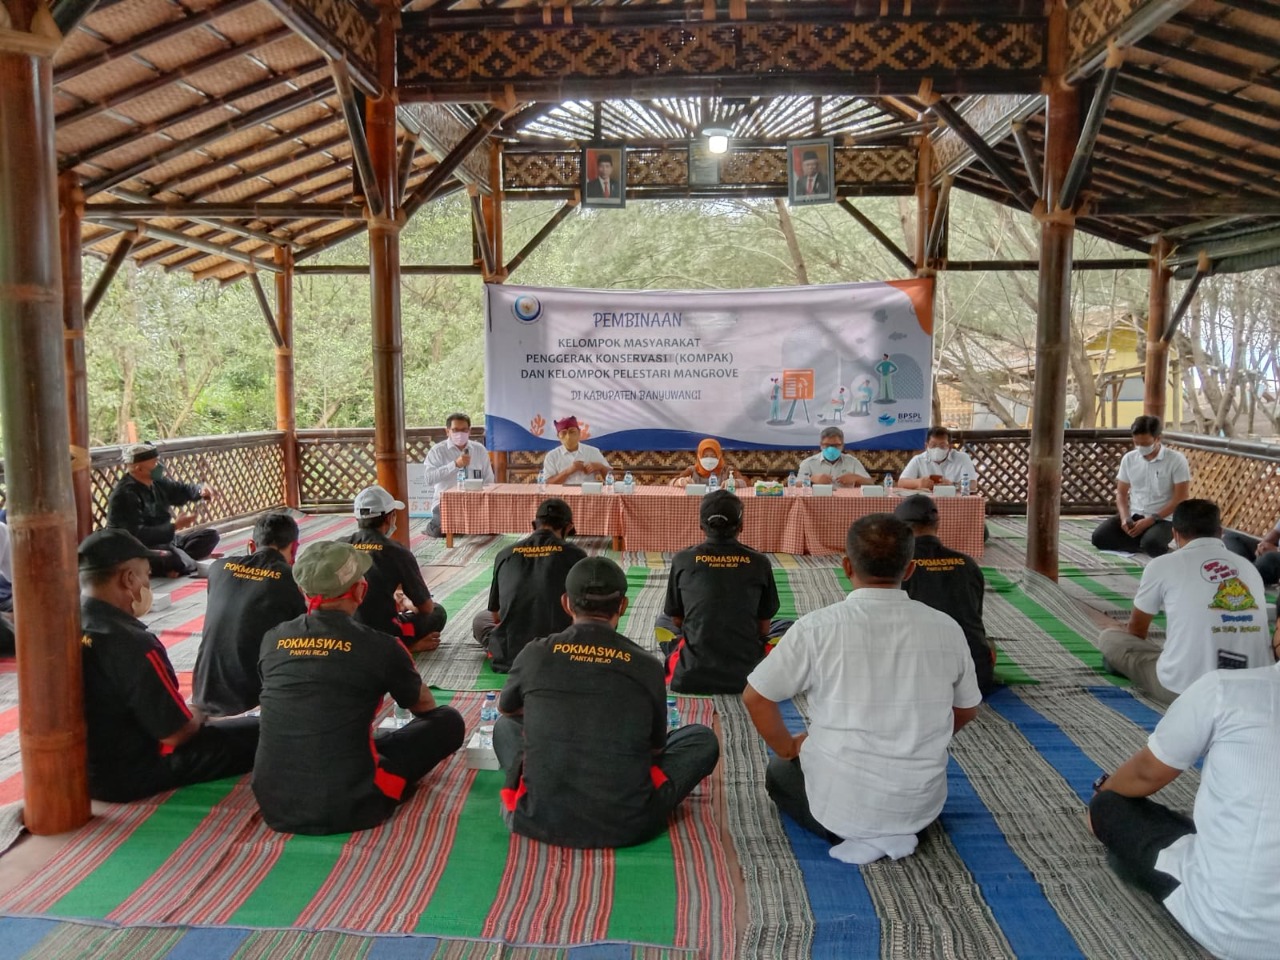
[440,484,619,538]
[442,484,985,557]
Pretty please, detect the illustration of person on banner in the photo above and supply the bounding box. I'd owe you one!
[854,378,874,416]
[875,354,898,403]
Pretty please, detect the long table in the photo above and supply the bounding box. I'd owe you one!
[441,484,986,557]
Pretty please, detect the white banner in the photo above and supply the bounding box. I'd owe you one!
[485,280,933,452]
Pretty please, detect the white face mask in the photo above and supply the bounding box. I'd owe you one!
[449,431,469,447]
[131,579,153,618]
[699,456,720,471]
[926,447,949,463]
[1135,442,1156,456]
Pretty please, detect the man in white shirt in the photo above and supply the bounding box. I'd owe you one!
[1092,415,1191,557]
[1224,518,1280,587]
[796,427,872,486]
[1098,498,1272,706]
[1089,661,1280,960]
[542,416,611,486]
[423,412,493,538]
[899,427,978,492]
[743,514,981,864]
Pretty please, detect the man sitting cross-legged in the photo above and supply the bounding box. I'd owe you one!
[472,497,586,673]
[655,490,782,694]
[192,511,306,717]
[254,541,465,835]
[744,514,980,864]
[1091,415,1190,558]
[1098,498,1272,706]
[493,556,720,848]
[341,485,446,653]
[1089,659,1280,960]
[79,529,259,802]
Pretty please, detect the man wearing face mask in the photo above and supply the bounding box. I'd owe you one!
[796,427,873,486]
[423,413,494,539]
[340,485,446,653]
[79,529,260,802]
[255,541,465,835]
[899,427,978,492]
[106,442,219,577]
[1091,416,1191,558]
[543,416,611,486]
[192,512,307,717]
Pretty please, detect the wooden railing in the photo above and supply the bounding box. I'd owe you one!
[2,427,1277,537]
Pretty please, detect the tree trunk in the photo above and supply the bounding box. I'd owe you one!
[773,199,809,285]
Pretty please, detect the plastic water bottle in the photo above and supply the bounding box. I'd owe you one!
[622,471,634,494]
[725,470,737,493]
[884,472,894,492]
[707,473,720,492]
[960,471,971,496]
[786,472,797,491]
[604,471,615,492]
[456,467,466,489]
[666,697,681,732]
[480,692,498,723]
[800,475,812,495]
[393,703,411,727]
[537,468,546,492]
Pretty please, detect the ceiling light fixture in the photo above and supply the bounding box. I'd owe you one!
[701,126,733,155]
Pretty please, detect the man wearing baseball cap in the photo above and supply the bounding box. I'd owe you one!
[474,498,586,672]
[254,541,465,835]
[541,417,612,486]
[894,494,995,695]
[79,529,259,801]
[657,490,782,694]
[339,485,446,653]
[105,442,219,576]
[494,556,720,848]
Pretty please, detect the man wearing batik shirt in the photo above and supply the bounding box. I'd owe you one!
[255,541,464,835]
[79,530,259,801]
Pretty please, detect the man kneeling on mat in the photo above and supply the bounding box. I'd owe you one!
[494,556,720,848]
[254,541,465,835]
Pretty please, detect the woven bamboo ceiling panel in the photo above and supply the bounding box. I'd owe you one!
[41,0,1280,281]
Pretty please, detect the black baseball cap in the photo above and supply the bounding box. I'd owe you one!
[565,556,628,603]
[78,529,163,571]
[535,498,574,528]
[894,494,939,525]
[700,489,743,526]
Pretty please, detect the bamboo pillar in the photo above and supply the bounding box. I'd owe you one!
[274,246,300,508]
[1143,238,1172,419]
[1026,5,1079,582]
[368,3,409,546]
[59,172,92,540]
[483,140,506,282]
[0,0,92,834]
[915,130,942,424]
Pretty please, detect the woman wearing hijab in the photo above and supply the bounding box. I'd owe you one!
[670,438,736,488]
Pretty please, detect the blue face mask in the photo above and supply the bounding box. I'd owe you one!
[821,446,842,463]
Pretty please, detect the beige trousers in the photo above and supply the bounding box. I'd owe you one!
[1097,628,1176,706]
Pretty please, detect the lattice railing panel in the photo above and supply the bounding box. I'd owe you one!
[1171,440,1280,539]
[297,427,455,510]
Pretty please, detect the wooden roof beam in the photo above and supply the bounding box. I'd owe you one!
[1114,76,1278,146]
[1125,65,1280,127]
[293,263,481,275]
[1010,121,1042,198]
[1090,122,1268,194]
[63,61,325,172]
[1161,253,1211,341]
[84,79,335,196]
[56,0,262,84]
[1168,11,1280,60]
[1065,0,1194,81]
[106,188,297,248]
[249,272,286,347]
[52,0,102,37]
[505,199,577,278]
[1089,196,1280,217]
[1137,37,1280,96]
[57,26,292,129]
[85,201,366,219]
[1059,46,1124,211]
[95,217,283,272]
[331,60,382,218]
[83,231,137,323]
[929,98,1037,212]
[266,0,380,97]
[1106,109,1280,179]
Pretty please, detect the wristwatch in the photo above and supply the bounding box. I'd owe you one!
[1091,772,1110,793]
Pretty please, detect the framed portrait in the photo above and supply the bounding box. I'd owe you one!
[688,142,722,186]
[787,137,835,206]
[581,143,626,208]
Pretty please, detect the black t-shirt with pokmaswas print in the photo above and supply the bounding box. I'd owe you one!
[487,529,587,672]
[253,609,424,835]
[498,621,668,849]
[338,527,432,637]
[663,538,779,694]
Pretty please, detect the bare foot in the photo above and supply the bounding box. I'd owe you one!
[410,631,442,654]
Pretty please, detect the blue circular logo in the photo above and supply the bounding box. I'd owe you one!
[513,295,542,323]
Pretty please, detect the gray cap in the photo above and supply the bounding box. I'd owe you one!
[124,442,159,464]
[565,556,628,603]
[293,541,373,599]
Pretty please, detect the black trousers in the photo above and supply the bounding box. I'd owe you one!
[93,717,261,803]
[765,756,842,843]
[374,705,466,792]
[1223,531,1280,586]
[397,604,448,640]
[1091,515,1175,557]
[1089,790,1195,902]
[150,528,221,576]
